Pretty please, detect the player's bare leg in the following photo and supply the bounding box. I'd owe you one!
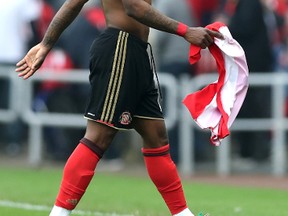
[133,118,194,216]
[49,120,117,216]
[84,120,118,151]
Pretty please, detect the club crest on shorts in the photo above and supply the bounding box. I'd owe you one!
[119,111,132,125]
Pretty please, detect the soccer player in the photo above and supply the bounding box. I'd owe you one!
[15,0,223,215]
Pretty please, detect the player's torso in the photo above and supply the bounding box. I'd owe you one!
[101,0,151,42]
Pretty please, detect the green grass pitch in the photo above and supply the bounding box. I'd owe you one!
[0,167,287,216]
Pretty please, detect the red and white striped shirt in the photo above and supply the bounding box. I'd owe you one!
[183,22,249,146]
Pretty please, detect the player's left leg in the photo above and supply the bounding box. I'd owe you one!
[133,118,195,216]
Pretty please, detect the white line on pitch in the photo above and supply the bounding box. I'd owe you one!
[0,200,134,216]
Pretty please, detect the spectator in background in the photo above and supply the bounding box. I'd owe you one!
[44,0,66,11]
[270,1,288,121]
[261,0,285,70]
[60,0,106,69]
[0,0,41,66]
[29,0,76,160]
[33,0,56,43]
[0,0,41,107]
[276,10,288,71]
[188,0,221,26]
[228,0,275,162]
[229,0,275,72]
[150,0,195,77]
[33,48,77,160]
[0,0,42,154]
[268,0,288,72]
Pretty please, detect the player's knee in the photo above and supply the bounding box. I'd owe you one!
[143,132,169,148]
[84,121,117,150]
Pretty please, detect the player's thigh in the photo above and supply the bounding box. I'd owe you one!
[133,117,169,148]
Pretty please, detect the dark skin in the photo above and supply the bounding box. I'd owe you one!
[15,0,223,151]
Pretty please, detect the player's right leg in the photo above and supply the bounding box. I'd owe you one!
[133,117,195,216]
[49,120,117,216]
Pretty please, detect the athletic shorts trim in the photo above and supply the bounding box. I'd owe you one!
[84,116,128,130]
[133,115,164,121]
[84,115,164,131]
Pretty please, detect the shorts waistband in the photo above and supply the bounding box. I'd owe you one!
[104,27,148,49]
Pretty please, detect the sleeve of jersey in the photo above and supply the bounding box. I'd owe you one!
[182,22,249,146]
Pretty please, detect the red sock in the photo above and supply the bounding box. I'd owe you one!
[142,144,187,215]
[55,139,102,210]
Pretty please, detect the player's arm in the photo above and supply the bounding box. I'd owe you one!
[41,0,88,50]
[16,0,88,79]
[122,0,223,48]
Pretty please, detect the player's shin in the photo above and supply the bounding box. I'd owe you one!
[50,138,104,216]
[142,144,193,215]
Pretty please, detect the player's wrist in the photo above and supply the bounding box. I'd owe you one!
[176,22,188,37]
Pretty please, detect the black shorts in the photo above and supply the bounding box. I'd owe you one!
[84,28,163,130]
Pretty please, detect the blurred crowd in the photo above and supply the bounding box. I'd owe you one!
[1,0,288,166]
[0,0,107,160]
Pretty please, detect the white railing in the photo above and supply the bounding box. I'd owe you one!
[0,66,287,176]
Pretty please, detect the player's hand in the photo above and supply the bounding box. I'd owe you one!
[184,27,224,49]
[15,43,50,79]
